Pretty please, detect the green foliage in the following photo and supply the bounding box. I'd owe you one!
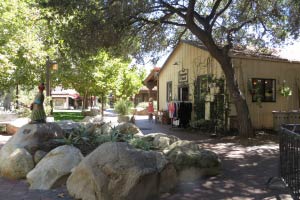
[53,112,85,122]
[129,137,152,151]
[279,80,292,97]
[193,75,228,132]
[54,125,90,146]
[114,99,133,115]
[0,0,51,92]
[53,122,154,154]
[190,119,215,132]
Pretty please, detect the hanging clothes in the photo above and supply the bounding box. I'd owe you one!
[168,101,192,128]
[168,102,175,118]
[178,102,192,128]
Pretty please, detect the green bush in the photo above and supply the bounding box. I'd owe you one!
[129,137,152,151]
[114,99,133,115]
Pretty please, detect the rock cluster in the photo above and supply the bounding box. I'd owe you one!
[0,115,221,200]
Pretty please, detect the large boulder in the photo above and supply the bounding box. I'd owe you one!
[163,140,221,181]
[33,150,47,164]
[81,115,103,124]
[0,147,34,179]
[27,145,83,190]
[56,120,80,134]
[67,142,177,200]
[142,133,179,150]
[0,123,64,179]
[6,117,30,135]
[2,123,64,154]
[115,122,143,136]
[98,122,113,135]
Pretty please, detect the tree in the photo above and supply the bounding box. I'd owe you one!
[38,0,300,138]
[55,50,144,112]
[0,0,56,93]
[132,0,299,138]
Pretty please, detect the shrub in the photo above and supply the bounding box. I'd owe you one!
[114,99,133,115]
[129,137,152,151]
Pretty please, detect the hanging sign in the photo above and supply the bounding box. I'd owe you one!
[178,69,188,84]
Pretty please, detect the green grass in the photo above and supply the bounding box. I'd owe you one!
[53,112,85,122]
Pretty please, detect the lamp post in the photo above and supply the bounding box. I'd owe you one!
[45,56,58,114]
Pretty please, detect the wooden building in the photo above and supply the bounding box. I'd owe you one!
[158,40,300,129]
[52,87,81,110]
[133,85,157,106]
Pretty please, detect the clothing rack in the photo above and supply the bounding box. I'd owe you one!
[168,101,192,128]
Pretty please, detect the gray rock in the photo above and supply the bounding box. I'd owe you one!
[81,115,103,123]
[115,122,143,136]
[27,145,83,190]
[0,148,34,179]
[100,122,113,135]
[34,150,47,164]
[163,140,221,181]
[0,123,64,179]
[67,142,177,200]
[142,133,179,150]
[56,120,80,134]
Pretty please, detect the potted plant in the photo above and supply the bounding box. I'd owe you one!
[114,99,133,123]
[279,80,292,97]
[279,80,292,111]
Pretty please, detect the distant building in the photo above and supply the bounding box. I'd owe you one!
[51,86,81,110]
[134,85,157,106]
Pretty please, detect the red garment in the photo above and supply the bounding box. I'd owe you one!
[168,102,175,118]
[148,102,154,113]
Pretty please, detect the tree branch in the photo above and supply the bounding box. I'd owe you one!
[207,0,223,21]
[160,0,186,19]
[186,0,196,25]
[228,19,254,34]
[210,0,233,32]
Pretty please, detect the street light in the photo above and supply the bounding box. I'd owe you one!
[45,56,58,97]
[45,56,58,115]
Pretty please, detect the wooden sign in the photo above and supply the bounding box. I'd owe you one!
[178,69,188,84]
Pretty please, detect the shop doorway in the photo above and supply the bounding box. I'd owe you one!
[178,86,189,101]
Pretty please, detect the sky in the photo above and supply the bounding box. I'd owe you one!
[278,40,300,61]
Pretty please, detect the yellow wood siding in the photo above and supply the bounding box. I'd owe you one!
[158,41,300,129]
[233,57,300,128]
[158,42,223,114]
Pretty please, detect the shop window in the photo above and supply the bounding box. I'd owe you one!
[251,78,276,102]
[167,81,172,102]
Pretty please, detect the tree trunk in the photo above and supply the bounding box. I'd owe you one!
[82,90,88,111]
[15,84,19,109]
[187,24,254,137]
[220,58,254,138]
[101,94,104,116]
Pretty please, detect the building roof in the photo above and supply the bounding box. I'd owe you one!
[159,40,300,73]
[51,86,80,99]
[144,67,160,84]
[139,85,157,91]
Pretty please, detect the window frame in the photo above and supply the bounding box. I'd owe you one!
[166,81,172,102]
[251,78,276,103]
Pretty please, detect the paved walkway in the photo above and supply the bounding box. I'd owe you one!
[0,111,293,200]
[135,116,292,200]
